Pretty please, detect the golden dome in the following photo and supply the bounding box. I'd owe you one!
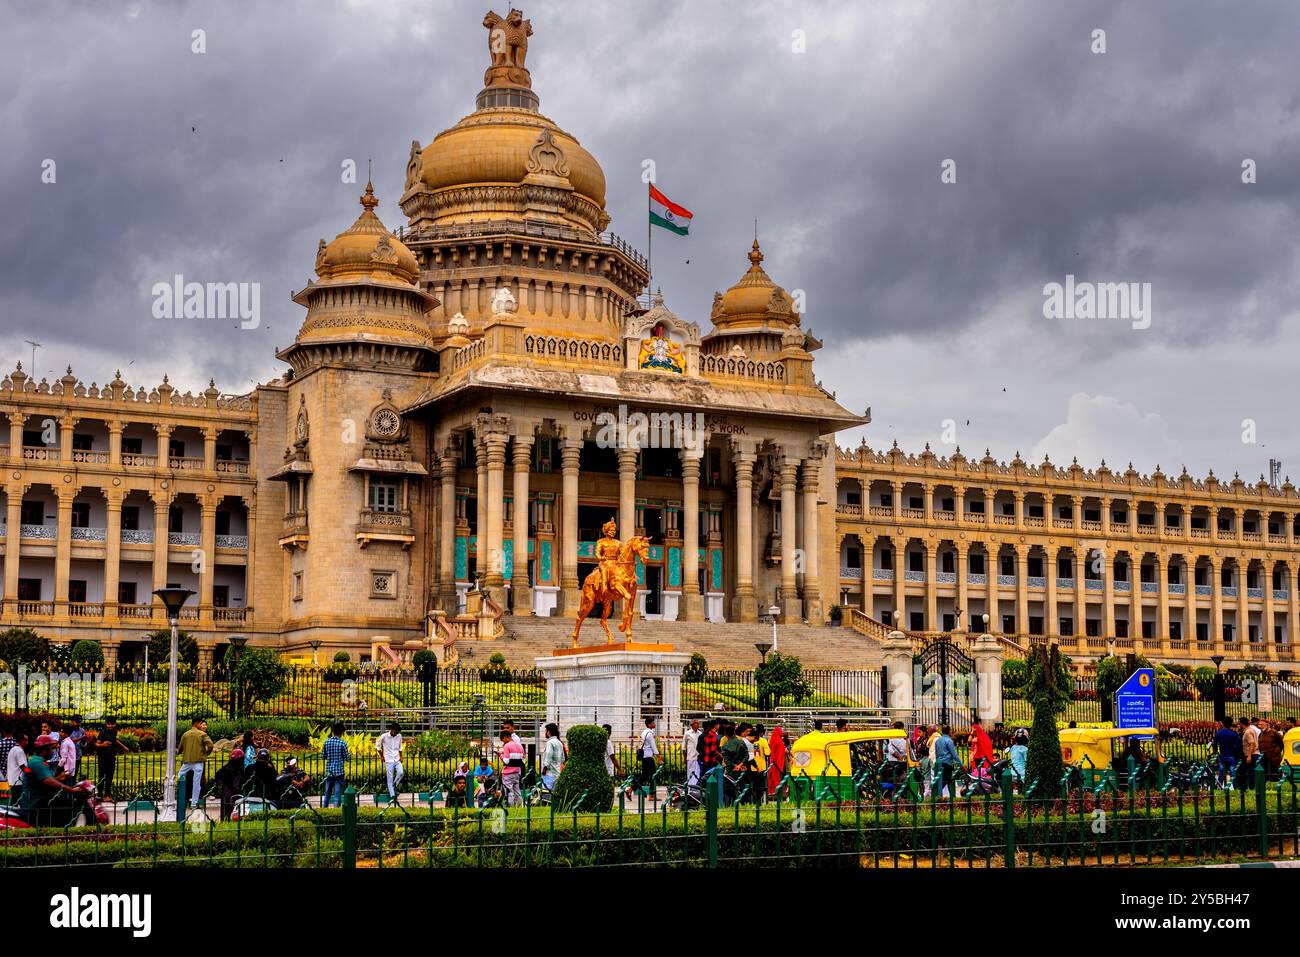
[420,108,605,209]
[711,239,800,331]
[315,182,420,288]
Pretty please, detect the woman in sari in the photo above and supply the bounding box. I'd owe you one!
[767,721,788,797]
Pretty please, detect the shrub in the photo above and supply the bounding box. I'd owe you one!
[412,649,439,680]
[414,729,472,762]
[69,640,104,671]
[683,653,708,681]
[1192,666,1218,697]
[232,648,290,712]
[324,650,359,683]
[551,724,614,812]
[0,628,49,667]
[333,651,351,663]
[756,652,814,708]
[1002,658,1028,696]
[1025,645,1072,790]
[480,652,509,683]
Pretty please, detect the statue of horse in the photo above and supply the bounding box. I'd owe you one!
[571,535,651,647]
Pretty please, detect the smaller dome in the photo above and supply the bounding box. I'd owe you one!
[711,239,799,331]
[315,182,420,287]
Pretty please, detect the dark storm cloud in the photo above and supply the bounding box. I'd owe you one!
[2,0,1298,476]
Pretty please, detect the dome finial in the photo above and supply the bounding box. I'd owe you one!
[748,234,763,267]
[360,178,378,214]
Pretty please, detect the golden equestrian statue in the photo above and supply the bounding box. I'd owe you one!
[571,518,651,647]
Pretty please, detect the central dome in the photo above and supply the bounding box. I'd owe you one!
[400,9,609,234]
[418,107,606,211]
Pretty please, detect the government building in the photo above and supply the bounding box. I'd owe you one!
[1,10,1295,671]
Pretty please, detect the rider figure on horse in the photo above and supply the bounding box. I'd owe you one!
[595,518,631,602]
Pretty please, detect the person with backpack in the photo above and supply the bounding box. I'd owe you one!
[635,717,660,803]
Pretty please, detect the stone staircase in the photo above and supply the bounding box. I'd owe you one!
[453,616,884,670]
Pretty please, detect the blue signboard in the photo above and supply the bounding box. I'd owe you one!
[1115,668,1156,736]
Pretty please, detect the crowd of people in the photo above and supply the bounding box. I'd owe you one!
[1210,715,1292,788]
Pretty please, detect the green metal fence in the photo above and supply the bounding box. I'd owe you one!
[3,763,1297,869]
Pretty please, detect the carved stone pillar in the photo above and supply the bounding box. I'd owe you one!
[510,431,534,615]
[779,455,801,622]
[560,431,582,616]
[731,439,757,623]
[680,447,704,622]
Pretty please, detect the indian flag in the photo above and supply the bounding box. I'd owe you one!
[649,184,693,235]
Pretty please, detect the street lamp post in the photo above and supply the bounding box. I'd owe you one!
[153,587,195,820]
[766,604,781,653]
[309,638,322,668]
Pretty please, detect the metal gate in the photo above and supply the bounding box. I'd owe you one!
[916,636,978,727]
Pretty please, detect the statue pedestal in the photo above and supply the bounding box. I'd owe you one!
[535,646,691,741]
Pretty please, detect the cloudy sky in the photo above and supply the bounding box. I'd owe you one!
[3,0,1298,482]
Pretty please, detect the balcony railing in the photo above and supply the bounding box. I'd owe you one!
[213,606,248,623]
[215,459,251,475]
[1169,583,1186,595]
[21,445,57,461]
[1058,577,1075,589]
[1222,586,1238,598]
[936,571,957,584]
[1114,581,1131,593]
[1243,531,1262,543]
[1247,587,1264,599]
[72,449,109,464]
[121,529,155,545]
[872,568,894,581]
[900,508,923,519]
[1027,576,1046,588]
[1269,534,1287,546]
[993,515,1015,526]
[122,453,157,467]
[997,574,1017,587]
[1275,589,1289,601]
[168,456,204,471]
[835,503,862,516]
[1081,520,1102,531]
[68,602,104,618]
[868,505,892,517]
[1195,585,1212,596]
[21,524,55,540]
[118,603,156,620]
[903,570,926,583]
[1024,516,1045,528]
[934,510,956,522]
[216,534,249,549]
[1190,528,1210,538]
[967,573,987,585]
[16,601,54,616]
[168,532,201,546]
[839,566,863,580]
[71,526,107,542]
[1052,519,1073,529]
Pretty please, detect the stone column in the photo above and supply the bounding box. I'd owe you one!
[1185,557,1198,645]
[4,486,22,610]
[474,436,488,583]
[1074,554,1088,645]
[890,481,902,521]
[511,431,534,615]
[482,426,510,607]
[108,420,123,467]
[151,492,170,614]
[58,415,76,465]
[924,541,938,632]
[1015,544,1029,640]
[1289,561,1300,650]
[731,439,757,622]
[893,536,907,630]
[972,632,1004,724]
[881,631,914,713]
[438,446,458,610]
[1209,558,1224,651]
[986,544,1000,634]
[199,496,217,623]
[202,426,218,472]
[243,502,256,624]
[617,446,638,544]
[1013,490,1025,530]
[680,446,704,622]
[779,455,801,622]
[1156,555,1171,653]
[6,413,23,461]
[53,485,74,619]
[800,450,824,622]
[1103,549,1116,641]
[1236,569,1248,650]
[105,490,123,617]
[1077,495,1087,533]
[1263,563,1276,655]
[1045,545,1058,639]
[955,541,969,632]
[560,431,582,616]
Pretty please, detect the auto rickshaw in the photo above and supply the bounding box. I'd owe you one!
[1059,727,1164,790]
[1281,727,1300,783]
[789,728,918,801]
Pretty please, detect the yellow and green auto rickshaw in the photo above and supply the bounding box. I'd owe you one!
[789,728,918,801]
[1059,727,1164,790]
[1281,727,1300,783]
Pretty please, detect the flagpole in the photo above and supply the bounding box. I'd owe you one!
[646,181,653,303]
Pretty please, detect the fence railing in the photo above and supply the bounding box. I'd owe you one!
[2,762,1296,869]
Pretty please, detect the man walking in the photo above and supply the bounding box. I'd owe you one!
[321,721,349,808]
[94,716,128,800]
[541,723,565,790]
[376,722,405,799]
[1213,719,1241,789]
[601,723,622,780]
[683,719,702,790]
[636,717,660,804]
[179,717,213,807]
[932,725,959,799]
